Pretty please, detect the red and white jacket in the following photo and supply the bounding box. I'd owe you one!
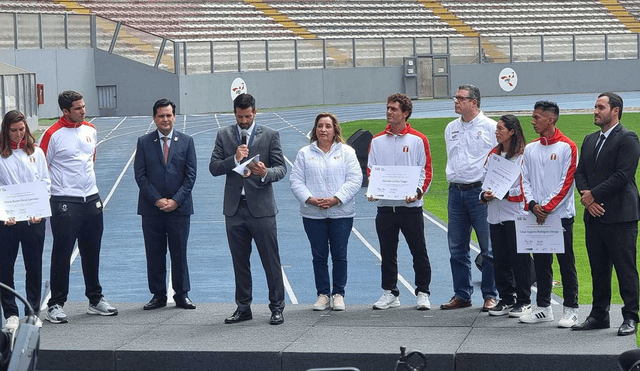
[38,116,99,198]
[483,149,526,224]
[367,123,432,207]
[522,128,577,219]
[0,145,51,194]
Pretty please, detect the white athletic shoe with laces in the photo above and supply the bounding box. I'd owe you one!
[313,294,331,311]
[3,316,19,331]
[332,294,345,311]
[519,306,554,323]
[416,292,431,310]
[558,306,579,328]
[373,290,400,310]
[46,304,68,324]
[87,297,118,316]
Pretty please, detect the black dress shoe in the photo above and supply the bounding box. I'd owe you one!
[143,298,167,310]
[270,311,284,325]
[224,310,253,324]
[618,318,638,336]
[571,316,610,331]
[175,297,196,309]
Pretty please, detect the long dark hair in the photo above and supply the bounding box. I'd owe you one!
[1,110,35,158]
[497,114,525,159]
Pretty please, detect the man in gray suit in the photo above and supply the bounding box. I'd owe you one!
[209,93,287,325]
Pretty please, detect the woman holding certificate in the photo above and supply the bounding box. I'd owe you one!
[290,113,362,311]
[0,110,50,330]
[480,114,532,318]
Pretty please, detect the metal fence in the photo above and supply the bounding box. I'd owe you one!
[1,11,639,75]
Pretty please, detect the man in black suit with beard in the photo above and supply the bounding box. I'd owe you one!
[573,92,640,336]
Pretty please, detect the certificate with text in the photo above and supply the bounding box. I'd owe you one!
[515,213,564,254]
[367,165,421,200]
[0,181,52,222]
[481,154,521,200]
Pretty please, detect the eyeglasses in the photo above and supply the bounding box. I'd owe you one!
[452,96,474,102]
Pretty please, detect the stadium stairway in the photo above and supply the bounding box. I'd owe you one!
[244,0,316,39]
[417,0,508,63]
[600,0,640,33]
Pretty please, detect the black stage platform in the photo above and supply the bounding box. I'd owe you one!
[35,302,634,371]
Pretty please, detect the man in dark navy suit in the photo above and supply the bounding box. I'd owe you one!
[134,98,197,310]
[573,92,640,336]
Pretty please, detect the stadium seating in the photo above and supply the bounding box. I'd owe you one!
[1,0,639,41]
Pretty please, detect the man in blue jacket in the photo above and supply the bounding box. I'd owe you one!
[134,98,197,311]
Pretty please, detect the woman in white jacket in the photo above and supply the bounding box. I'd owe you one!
[480,114,532,318]
[0,110,51,330]
[290,113,362,311]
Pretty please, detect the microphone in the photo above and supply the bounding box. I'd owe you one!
[240,129,248,164]
[241,129,248,145]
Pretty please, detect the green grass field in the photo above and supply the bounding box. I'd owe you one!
[341,111,640,320]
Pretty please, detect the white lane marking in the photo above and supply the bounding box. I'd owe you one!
[351,227,416,297]
[422,211,557,305]
[282,266,298,305]
[96,117,127,146]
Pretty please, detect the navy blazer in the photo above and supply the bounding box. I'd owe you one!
[134,130,197,216]
[575,123,640,224]
[209,123,286,218]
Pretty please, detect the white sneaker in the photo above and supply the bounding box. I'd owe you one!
[416,292,431,310]
[313,294,331,311]
[46,304,68,324]
[3,316,19,331]
[558,306,579,328]
[373,290,400,310]
[519,306,554,323]
[34,317,43,328]
[87,297,118,316]
[332,294,345,311]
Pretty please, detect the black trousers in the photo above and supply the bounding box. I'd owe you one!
[533,217,578,308]
[47,195,104,307]
[142,214,191,301]
[225,201,285,313]
[0,221,45,317]
[490,221,532,305]
[375,206,431,296]
[585,219,639,322]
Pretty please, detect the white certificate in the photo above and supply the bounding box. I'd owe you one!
[233,154,260,176]
[481,154,521,200]
[367,165,421,200]
[0,181,52,222]
[515,213,564,253]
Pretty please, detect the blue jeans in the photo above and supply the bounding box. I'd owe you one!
[447,184,497,301]
[303,217,353,297]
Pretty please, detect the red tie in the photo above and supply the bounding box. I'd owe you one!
[162,136,169,164]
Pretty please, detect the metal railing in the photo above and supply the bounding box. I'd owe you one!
[1,11,639,75]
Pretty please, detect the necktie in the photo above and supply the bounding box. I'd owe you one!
[594,134,605,161]
[162,136,169,164]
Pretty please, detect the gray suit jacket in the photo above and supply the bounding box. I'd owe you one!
[209,123,286,218]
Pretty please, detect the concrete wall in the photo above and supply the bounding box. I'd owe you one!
[451,59,640,97]
[179,67,403,113]
[2,46,640,117]
[94,50,180,116]
[0,48,98,118]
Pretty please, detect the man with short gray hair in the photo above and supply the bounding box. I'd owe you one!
[441,84,498,312]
